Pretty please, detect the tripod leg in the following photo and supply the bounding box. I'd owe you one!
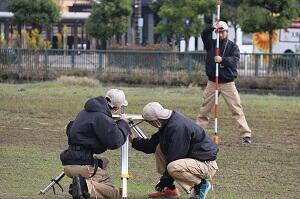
[121,138,129,199]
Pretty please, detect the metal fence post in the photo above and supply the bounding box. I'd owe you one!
[128,52,132,74]
[71,50,75,69]
[44,49,49,68]
[255,54,259,77]
[291,54,297,78]
[98,51,102,71]
[17,48,22,70]
[188,53,192,76]
[126,52,130,72]
[155,52,160,74]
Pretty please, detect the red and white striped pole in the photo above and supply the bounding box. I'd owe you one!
[213,0,221,144]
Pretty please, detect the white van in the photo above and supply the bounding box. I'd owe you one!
[235,19,300,54]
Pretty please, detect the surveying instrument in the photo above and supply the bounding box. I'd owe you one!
[39,113,146,199]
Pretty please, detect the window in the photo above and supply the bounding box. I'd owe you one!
[242,33,252,45]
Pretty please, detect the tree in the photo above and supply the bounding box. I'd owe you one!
[86,0,132,49]
[237,0,299,72]
[6,0,60,32]
[152,0,215,51]
[221,0,242,44]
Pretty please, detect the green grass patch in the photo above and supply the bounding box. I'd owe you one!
[0,81,299,199]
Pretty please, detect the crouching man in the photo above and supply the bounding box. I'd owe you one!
[60,89,130,199]
[129,102,218,199]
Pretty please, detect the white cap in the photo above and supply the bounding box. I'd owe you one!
[218,21,228,31]
[142,102,172,121]
[105,89,128,108]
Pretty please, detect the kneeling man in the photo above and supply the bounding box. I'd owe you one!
[129,102,218,199]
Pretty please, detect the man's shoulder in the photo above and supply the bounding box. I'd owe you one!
[170,111,186,121]
[167,112,194,129]
[227,39,239,48]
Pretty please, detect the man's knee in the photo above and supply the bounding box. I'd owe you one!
[166,160,183,177]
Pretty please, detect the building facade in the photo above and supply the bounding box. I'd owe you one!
[0,0,158,50]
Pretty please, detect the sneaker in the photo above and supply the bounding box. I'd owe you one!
[72,175,90,199]
[190,180,211,199]
[242,136,251,144]
[148,187,180,198]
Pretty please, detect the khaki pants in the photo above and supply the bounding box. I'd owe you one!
[64,165,120,199]
[155,145,218,192]
[196,81,251,138]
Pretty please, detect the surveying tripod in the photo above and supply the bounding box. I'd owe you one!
[39,114,146,197]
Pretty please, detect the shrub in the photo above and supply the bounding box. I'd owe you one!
[236,76,298,91]
[57,76,100,87]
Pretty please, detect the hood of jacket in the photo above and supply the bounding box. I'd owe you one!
[84,96,112,116]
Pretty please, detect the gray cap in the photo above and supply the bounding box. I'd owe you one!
[105,89,128,108]
[142,102,172,121]
[218,21,228,30]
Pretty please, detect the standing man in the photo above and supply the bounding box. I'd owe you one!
[196,21,252,143]
[60,89,130,199]
[129,102,218,199]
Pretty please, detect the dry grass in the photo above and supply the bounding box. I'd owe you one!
[57,76,100,87]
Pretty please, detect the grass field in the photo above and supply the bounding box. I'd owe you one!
[0,81,299,199]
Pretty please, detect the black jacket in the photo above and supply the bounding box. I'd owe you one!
[60,96,129,165]
[201,25,240,83]
[132,112,218,165]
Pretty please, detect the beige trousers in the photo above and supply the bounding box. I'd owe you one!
[196,81,251,138]
[64,165,120,199]
[155,145,218,192]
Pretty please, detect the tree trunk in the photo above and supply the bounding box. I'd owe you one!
[268,30,273,74]
[107,38,112,49]
[234,24,237,44]
[100,38,107,50]
[17,24,22,48]
[171,34,176,50]
[185,38,189,52]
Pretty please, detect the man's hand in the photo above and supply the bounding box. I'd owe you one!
[214,56,222,63]
[212,21,218,30]
[128,130,135,143]
[213,21,221,31]
[120,114,129,123]
[154,174,174,192]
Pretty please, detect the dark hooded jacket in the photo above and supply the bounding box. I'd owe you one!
[132,112,218,165]
[201,25,240,83]
[60,96,129,165]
